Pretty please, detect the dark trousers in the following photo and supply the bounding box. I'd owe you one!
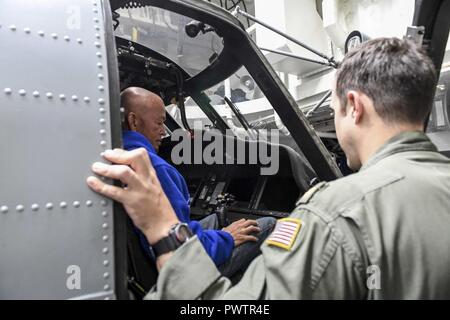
[199,214,276,279]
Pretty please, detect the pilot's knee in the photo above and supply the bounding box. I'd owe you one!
[257,216,277,234]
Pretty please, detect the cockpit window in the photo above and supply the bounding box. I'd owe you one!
[182,65,301,152]
[426,34,450,156]
[203,66,274,130]
[167,99,214,129]
[115,6,224,77]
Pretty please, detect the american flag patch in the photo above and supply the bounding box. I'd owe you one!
[266,218,303,250]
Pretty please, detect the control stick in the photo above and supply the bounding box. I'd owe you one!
[215,193,235,229]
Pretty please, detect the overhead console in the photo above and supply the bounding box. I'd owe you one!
[116,37,189,105]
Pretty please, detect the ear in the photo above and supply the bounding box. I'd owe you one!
[127,112,138,131]
[346,90,364,125]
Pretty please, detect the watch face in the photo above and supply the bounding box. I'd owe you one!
[174,224,193,242]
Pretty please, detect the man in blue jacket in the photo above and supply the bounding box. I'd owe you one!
[121,87,275,278]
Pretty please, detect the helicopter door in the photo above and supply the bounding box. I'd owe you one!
[0,0,126,299]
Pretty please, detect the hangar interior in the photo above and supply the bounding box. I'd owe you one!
[0,0,449,300]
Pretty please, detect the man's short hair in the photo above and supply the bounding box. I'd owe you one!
[336,37,437,124]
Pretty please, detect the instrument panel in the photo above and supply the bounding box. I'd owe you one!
[184,165,300,221]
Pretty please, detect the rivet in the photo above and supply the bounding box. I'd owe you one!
[97,62,103,68]
[94,18,99,23]
[73,201,80,208]
[102,211,108,217]
[94,25,100,31]
[100,141,107,147]
[84,97,90,103]
[38,30,45,37]
[99,129,106,135]
[16,205,24,212]
[31,204,39,211]
[98,85,104,91]
[86,200,93,207]
[46,203,53,210]
[60,202,67,209]
[33,91,40,98]
[103,260,109,266]
[102,223,108,229]
[9,25,17,31]
[59,94,66,100]
[24,27,31,34]
[51,33,58,39]
[1,206,8,214]
[101,200,107,206]
[98,74,104,80]
[96,52,102,58]
[103,272,110,279]
[95,33,101,39]
[103,284,110,291]
[93,8,98,13]
[99,118,106,125]
[98,98,105,105]
[46,92,53,99]
[102,235,109,241]
[94,41,101,48]
[72,95,78,101]
[99,108,106,114]
[76,38,83,44]
[64,35,70,41]
[93,1,98,6]
[19,89,26,96]
[102,247,109,254]
[4,88,12,94]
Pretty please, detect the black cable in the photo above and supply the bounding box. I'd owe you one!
[170,66,191,131]
[112,11,120,30]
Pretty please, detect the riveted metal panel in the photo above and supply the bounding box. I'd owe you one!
[0,0,118,299]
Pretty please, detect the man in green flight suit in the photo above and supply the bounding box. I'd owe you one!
[87,37,450,299]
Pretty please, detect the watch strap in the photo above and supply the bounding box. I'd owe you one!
[152,232,181,257]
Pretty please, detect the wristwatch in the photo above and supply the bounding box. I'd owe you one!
[152,222,194,257]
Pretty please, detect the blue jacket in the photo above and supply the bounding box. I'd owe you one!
[122,131,234,266]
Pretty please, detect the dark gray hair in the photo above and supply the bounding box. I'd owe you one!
[336,37,437,124]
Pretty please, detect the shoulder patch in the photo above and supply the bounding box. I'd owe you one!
[266,218,303,251]
[296,182,328,206]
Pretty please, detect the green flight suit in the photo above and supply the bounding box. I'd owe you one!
[145,131,450,300]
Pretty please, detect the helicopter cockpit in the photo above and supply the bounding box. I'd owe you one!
[112,4,326,222]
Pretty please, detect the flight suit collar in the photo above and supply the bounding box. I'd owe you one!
[360,131,437,171]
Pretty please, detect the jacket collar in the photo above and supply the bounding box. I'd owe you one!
[360,131,437,171]
[122,130,157,155]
